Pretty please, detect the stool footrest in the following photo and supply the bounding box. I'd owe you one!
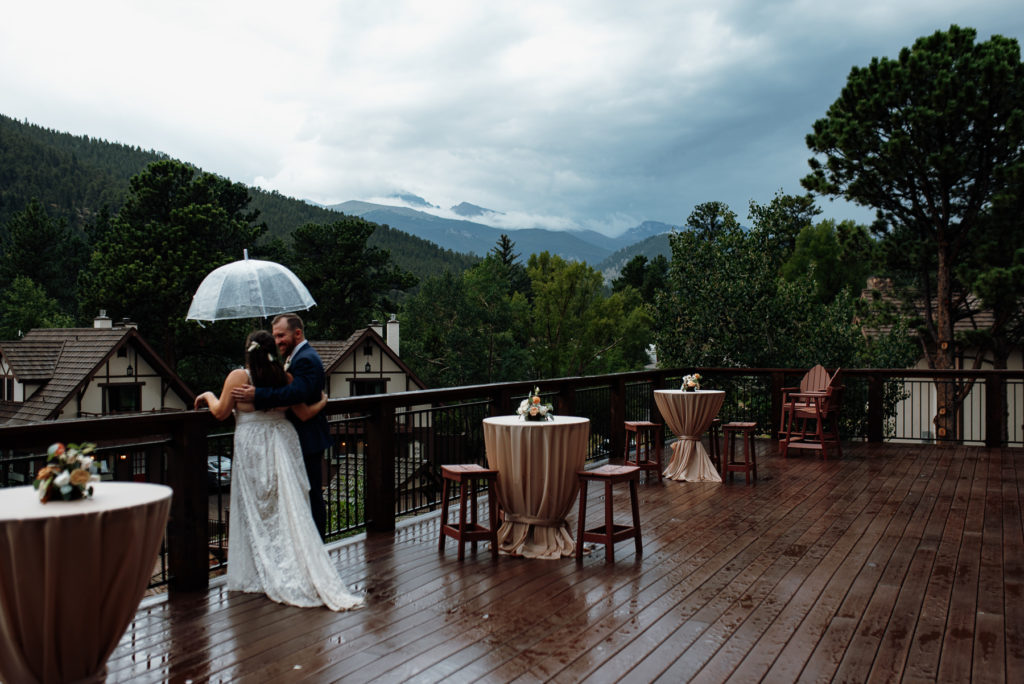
[582,524,639,544]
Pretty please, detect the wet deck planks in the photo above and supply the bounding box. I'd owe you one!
[96,441,1022,683]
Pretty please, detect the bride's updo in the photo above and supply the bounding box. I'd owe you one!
[245,330,288,388]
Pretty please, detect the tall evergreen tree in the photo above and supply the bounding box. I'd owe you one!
[0,198,85,314]
[79,160,264,379]
[803,25,1024,439]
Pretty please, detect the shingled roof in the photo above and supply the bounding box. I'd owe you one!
[0,327,193,426]
[311,327,426,389]
[858,277,997,338]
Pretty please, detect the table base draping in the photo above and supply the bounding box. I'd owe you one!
[654,390,725,482]
[483,415,589,559]
[663,438,722,482]
[0,483,171,684]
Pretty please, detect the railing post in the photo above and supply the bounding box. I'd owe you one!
[365,401,396,532]
[556,381,576,416]
[986,374,1007,447]
[769,372,785,436]
[168,415,210,592]
[609,377,626,462]
[867,375,884,442]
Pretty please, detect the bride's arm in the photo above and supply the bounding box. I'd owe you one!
[291,391,328,422]
[193,369,248,421]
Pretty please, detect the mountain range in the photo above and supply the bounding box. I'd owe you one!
[327,199,675,275]
[0,113,676,280]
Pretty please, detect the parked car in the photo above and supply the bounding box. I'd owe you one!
[207,455,232,492]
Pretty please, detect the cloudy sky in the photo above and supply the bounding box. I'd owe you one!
[3,1,1022,235]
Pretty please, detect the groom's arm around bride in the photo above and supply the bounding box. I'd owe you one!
[233,314,331,537]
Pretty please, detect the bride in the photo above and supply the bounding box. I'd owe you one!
[194,330,363,611]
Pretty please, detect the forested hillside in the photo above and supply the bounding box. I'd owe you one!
[0,114,478,280]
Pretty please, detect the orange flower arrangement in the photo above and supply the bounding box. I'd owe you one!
[516,386,554,421]
[33,442,99,502]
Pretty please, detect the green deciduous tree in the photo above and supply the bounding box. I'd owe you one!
[803,25,1024,439]
[781,219,877,303]
[0,276,76,339]
[527,252,651,378]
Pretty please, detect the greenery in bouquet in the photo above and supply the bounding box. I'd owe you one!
[681,373,702,391]
[33,442,99,503]
[517,386,554,421]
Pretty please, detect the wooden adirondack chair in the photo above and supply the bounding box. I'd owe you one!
[778,366,843,459]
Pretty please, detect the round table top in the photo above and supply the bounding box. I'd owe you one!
[484,414,589,427]
[654,389,726,396]
[0,482,173,521]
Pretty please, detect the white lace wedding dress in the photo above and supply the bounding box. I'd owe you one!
[227,399,363,611]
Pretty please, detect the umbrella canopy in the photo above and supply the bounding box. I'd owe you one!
[186,251,316,322]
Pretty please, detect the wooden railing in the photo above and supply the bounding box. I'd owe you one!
[2,366,1021,592]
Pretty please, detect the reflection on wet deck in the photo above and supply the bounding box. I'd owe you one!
[104,441,1022,682]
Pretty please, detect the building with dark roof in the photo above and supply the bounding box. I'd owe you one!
[0,312,194,426]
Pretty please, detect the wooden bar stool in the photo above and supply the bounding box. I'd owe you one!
[576,465,642,563]
[438,464,499,560]
[623,421,664,482]
[722,422,758,484]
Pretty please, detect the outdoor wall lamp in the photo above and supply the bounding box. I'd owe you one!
[126,364,133,376]
[364,362,372,373]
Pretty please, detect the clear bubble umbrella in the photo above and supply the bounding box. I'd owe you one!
[186,250,316,322]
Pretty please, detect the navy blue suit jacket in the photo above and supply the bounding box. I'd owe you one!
[253,342,331,456]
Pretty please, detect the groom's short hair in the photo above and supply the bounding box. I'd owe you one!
[272,313,303,332]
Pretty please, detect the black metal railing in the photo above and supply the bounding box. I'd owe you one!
[2,366,1022,593]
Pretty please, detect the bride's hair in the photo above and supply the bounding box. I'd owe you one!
[245,330,288,388]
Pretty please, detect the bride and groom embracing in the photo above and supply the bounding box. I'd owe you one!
[194,313,362,611]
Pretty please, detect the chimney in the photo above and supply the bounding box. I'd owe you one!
[370,319,383,338]
[94,310,112,329]
[119,316,138,330]
[386,313,400,357]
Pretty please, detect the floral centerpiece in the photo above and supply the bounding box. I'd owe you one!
[681,373,702,392]
[517,386,554,421]
[33,442,99,503]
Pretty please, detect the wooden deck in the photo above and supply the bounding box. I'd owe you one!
[99,441,1022,683]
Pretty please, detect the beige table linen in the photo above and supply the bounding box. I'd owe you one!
[483,415,590,559]
[0,482,172,684]
[654,389,725,482]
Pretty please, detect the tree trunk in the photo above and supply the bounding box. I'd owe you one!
[932,242,956,441]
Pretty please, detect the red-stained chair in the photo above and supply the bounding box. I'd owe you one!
[778,384,844,460]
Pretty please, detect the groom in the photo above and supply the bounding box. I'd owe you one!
[232,313,330,537]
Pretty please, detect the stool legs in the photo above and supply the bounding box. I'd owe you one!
[576,478,589,561]
[438,477,451,553]
[439,467,499,560]
[624,422,663,482]
[723,424,757,484]
[577,467,643,563]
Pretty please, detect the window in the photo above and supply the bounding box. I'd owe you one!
[105,384,141,413]
[351,379,387,396]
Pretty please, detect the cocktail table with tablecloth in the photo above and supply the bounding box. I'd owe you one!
[0,482,172,684]
[654,389,725,482]
[482,415,590,559]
